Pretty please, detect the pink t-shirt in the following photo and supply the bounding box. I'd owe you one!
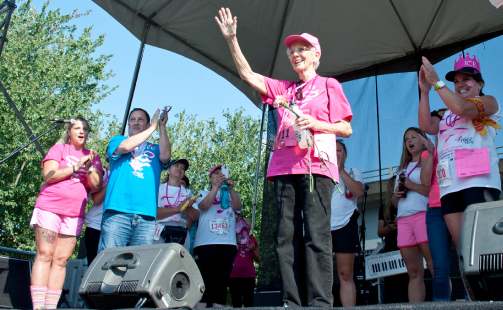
[421,149,441,208]
[230,236,258,278]
[261,76,353,181]
[34,144,104,218]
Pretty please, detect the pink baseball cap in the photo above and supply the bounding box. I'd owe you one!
[284,33,321,56]
[445,53,482,82]
[209,165,222,177]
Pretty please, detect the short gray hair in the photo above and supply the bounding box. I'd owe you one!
[286,46,320,70]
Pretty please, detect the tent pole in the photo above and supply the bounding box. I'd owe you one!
[251,104,267,235]
[375,73,382,206]
[120,23,150,135]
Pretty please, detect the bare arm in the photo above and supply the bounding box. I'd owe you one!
[114,110,160,155]
[197,188,219,211]
[251,238,260,263]
[421,57,498,118]
[43,152,91,183]
[215,8,267,94]
[230,189,242,211]
[377,220,397,238]
[339,170,364,198]
[158,107,171,165]
[91,183,108,205]
[404,177,430,197]
[86,169,103,193]
[186,206,200,222]
[297,116,352,138]
[157,205,182,220]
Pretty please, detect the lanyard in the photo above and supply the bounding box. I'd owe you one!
[132,142,147,158]
[161,184,182,208]
[288,75,318,106]
[405,161,420,178]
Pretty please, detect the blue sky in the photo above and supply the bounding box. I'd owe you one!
[30,1,503,176]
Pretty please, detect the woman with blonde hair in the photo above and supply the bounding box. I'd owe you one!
[30,116,103,310]
[392,127,433,303]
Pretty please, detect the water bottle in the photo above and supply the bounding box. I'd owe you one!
[399,170,408,198]
[220,181,230,209]
[289,103,310,149]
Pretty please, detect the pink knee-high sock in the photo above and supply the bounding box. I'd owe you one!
[44,288,62,310]
[30,285,47,310]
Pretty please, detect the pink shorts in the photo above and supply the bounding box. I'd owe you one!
[30,208,84,236]
[397,211,428,248]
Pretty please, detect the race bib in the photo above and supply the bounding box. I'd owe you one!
[436,158,453,187]
[210,218,229,235]
[455,147,491,178]
[313,133,336,162]
[154,223,164,241]
[275,111,298,149]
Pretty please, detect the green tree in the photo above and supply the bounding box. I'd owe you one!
[160,108,265,238]
[0,1,116,254]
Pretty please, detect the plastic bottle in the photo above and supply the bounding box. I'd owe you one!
[289,103,310,149]
[398,170,408,198]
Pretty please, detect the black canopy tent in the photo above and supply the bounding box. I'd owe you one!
[90,0,503,234]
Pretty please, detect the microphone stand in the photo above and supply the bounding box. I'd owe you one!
[358,184,370,304]
[0,122,62,165]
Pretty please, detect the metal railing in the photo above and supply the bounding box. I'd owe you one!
[362,146,503,182]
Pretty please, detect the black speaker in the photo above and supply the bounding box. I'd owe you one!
[79,243,204,308]
[459,201,503,301]
[0,255,32,309]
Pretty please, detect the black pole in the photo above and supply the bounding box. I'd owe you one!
[0,80,45,157]
[251,104,267,234]
[375,73,382,205]
[120,23,151,135]
[0,0,16,60]
[0,122,61,165]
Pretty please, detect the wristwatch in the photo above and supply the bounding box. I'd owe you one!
[434,80,446,91]
[86,166,95,173]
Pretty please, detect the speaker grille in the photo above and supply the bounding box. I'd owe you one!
[479,253,503,274]
[119,280,139,293]
[86,282,102,294]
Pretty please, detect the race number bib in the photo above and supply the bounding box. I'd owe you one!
[210,218,229,235]
[436,158,453,187]
[154,223,164,241]
[275,111,298,149]
[455,147,491,177]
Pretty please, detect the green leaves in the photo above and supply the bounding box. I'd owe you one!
[0,1,115,256]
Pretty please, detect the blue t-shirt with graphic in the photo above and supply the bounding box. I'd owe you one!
[104,135,165,218]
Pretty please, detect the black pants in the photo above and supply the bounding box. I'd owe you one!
[194,244,237,305]
[383,273,409,303]
[229,277,255,307]
[84,227,101,264]
[274,174,334,307]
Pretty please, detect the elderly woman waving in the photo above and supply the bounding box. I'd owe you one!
[216,8,353,307]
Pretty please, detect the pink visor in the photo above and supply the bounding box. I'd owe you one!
[285,33,321,56]
[209,165,222,177]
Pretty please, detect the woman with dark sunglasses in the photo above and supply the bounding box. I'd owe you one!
[216,8,352,307]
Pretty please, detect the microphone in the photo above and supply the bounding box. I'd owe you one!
[49,118,75,124]
[364,184,370,194]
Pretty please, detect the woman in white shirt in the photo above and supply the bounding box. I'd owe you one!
[193,165,242,308]
[392,127,433,303]
[330,139,364,307]
[154,159,199,249]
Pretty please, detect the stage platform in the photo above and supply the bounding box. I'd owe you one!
[6,302,502,310]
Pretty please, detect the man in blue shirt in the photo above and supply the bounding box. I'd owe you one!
[98,107,171,251]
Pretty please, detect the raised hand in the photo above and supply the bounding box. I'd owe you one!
[151,109,160,130]
[85,150,97,170]
[420,135,435,154]
[215,7,237,40]
[421,57,440,87]
[76,155,91,171]
[419,66,432,93]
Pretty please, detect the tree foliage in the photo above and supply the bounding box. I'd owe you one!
[160,109,265,238]
[0,1,116,253]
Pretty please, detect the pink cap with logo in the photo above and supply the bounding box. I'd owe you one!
[284,33,321,56]
[445,53,482,82]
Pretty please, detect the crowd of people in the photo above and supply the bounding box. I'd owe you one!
[27,7,501,310]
